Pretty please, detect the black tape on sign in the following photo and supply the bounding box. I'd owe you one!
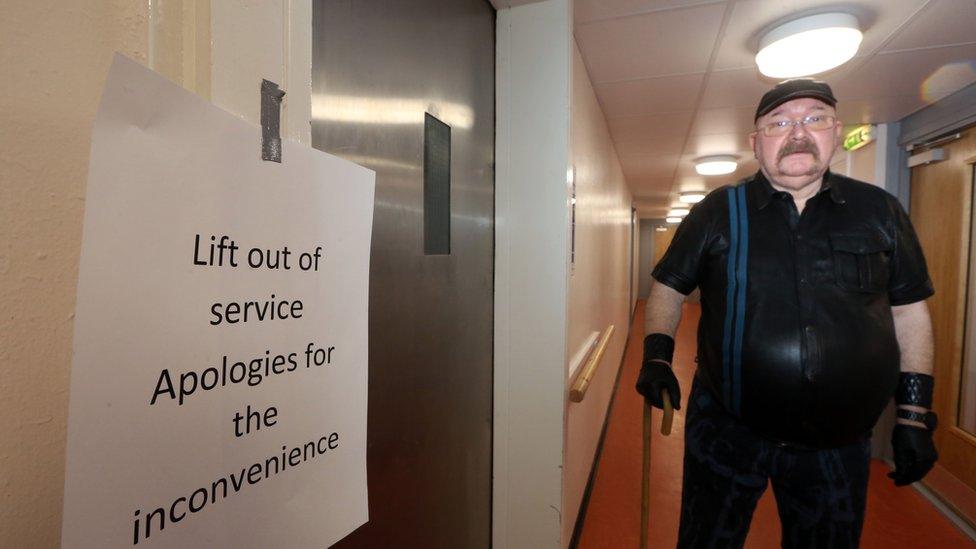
[261,79,286,163]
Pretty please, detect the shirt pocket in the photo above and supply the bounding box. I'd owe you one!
[829,232,892,293]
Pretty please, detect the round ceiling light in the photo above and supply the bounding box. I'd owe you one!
[666,217,683,224]
[695,155,738,176]
[679,191,706,204]
[756,13,862,78]
[667,208,690,218]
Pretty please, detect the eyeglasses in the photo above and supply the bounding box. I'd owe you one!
[757,115,836,137]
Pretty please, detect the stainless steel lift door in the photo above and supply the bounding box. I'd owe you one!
[311,1,494,546]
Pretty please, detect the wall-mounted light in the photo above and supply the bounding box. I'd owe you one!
[695,155,738,176]
[756,13,862,78]
[666,217,683,224]
[679,191,706,204]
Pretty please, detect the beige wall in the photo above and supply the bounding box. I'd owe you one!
[849,139,877,184]
[0,2,149,545]
[0,2,309,545]
[562,40,634,546]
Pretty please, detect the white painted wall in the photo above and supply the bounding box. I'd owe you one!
[210,0,311,144]
[561,40,634,547]
[494,1,572,547]
[0,2,309,544]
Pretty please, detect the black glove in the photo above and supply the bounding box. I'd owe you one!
[888,372,938,486]
[889,422,938,486]
[635,334,680,410]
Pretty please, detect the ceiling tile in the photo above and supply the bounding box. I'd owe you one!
[595,73,704,116]
[575,0,726,24]
[835,95,929,124]
[833,43,976,102]
[631,186,673,200]
[699,67,773,109]
[631,185,680,210]
[633,190,675,217]
[685,133,753,157]
[633,193,671,206]
[620,154,680,181]
[882,0,976,52]
[688,106,756,135]
[630,179,679,197]
[614,136,686,157]
[622,180,673,201]
[712,0,924,71]
[575,3,726,82]
[606,111,694,141]
[633,205,670,218]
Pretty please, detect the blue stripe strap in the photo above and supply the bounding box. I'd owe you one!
[722,188,739,409]
[732,185,749,416]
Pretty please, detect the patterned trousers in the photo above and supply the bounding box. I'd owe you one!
[677,377,871,549]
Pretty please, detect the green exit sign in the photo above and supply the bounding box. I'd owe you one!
[843,125,873,151]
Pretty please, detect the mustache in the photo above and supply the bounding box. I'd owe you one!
[778,140,819,162]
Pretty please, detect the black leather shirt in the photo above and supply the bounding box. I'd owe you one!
[652,171,934,448]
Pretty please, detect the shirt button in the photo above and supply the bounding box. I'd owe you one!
[805,325,815,334]
[799,277,807,284]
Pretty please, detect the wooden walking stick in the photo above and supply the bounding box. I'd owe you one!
[640,389,674,549]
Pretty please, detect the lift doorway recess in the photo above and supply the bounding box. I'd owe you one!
[311,0,495,546]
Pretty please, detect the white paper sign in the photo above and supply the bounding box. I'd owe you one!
[62,54,373,548]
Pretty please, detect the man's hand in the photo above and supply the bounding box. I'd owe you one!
[635,333,681,410]
[889,422,938,486]
[889,371,938,486]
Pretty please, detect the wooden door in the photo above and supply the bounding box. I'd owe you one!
[909,127,976,522]
[652,225,676,270]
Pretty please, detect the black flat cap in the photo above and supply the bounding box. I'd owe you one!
[755,78,837,120]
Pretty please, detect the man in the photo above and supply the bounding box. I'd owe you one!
[635,79,939,548]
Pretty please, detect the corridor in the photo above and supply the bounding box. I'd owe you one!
[577,301,975,548]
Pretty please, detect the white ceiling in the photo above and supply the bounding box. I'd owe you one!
[572,0,976,217]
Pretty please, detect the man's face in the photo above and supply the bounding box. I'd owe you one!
[749,97,842,191]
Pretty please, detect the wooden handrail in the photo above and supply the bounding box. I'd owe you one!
[569,325,615,403]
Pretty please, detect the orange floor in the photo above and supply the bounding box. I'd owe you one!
[577,301,975,549]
